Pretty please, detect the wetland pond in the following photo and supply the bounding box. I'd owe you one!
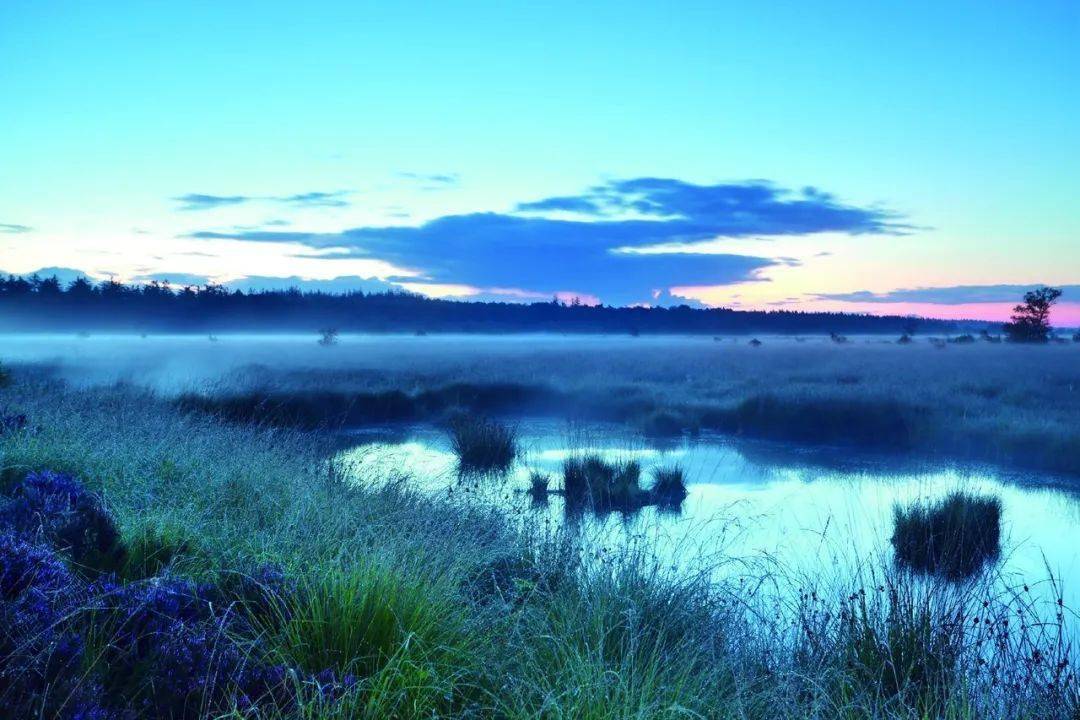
[338,419,1080,615]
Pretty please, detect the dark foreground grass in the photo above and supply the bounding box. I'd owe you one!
[1,372,1077,719]
[892,492,1002,579]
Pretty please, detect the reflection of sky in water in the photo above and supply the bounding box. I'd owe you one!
[338,420,1080,616]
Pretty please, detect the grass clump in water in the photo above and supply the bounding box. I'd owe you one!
[527,470,550,501]
[447,413,518,472]
[649,465,688,507]
[891,492,1002,579]
[562,455,646,511]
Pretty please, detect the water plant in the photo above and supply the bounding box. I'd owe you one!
[891,492,1002,579]
[562,455,646,511]
[527,470,550,501]
[447,414,517,472]
[649,465,688,506]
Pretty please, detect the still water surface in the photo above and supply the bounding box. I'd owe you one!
[338,420,1080,612]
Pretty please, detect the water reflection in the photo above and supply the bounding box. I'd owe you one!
[336,420,1080,612]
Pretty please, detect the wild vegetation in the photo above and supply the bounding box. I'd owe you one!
[132,335,1080,476]
[891,492,1003,579]
[446,414,518,472]
[0,367,1078,718]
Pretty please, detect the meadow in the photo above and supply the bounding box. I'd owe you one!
[1,334,1079,718]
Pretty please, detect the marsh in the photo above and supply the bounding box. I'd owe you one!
[2,333,1079,718]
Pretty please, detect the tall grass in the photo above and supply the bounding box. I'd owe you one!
[892,492,1002,579]
[447,414,517,472]
[1,370,1077,719]
[562,455,646,511]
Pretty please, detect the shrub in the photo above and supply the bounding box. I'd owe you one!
[830,332,849,343]
[562,455,645,511]
[748,338,762,347]
[891,492,1002,579]
[949,334,976,344]
[447,414,517,472]
[650,466,688,506]
[897,333,913,344]
[0,362,10,387]
[1,471,125,575]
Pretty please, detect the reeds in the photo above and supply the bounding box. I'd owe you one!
[447,414,518,472]
[892,491,1002,579]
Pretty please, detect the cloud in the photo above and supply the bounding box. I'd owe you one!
[184,177,904,305]
[175,194,250,211]
[222,275,400,294]
[817,284,1080,305]
[398,172,460,189]
[131,272,212,286]
[0,222,33,233]
[277,191,350,208]
[174,191,351,211]
[1,266,96,285]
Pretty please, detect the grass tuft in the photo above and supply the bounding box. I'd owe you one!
[447,414,517,472]
[649,465,688,506]
[562,455,646,511]
[891,492,1002,579]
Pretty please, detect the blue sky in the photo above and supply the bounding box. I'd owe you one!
[1,1,1078,319]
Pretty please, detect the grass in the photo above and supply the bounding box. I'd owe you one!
[527,470,550,500]
[891,492,1002,579]
[1,362,1079,718]
[562,454,647,511]
[709,393,915,449]
[446,414,517,472]
[649,465,688,506]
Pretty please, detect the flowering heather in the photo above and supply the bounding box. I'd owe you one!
[0,533,90,718]
[2,470,125,573]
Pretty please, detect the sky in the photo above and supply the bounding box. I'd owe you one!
[1,1,1078,323]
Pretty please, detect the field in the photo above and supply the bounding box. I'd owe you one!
[1,334,1079,718]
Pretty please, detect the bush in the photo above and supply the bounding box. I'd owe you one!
[447,414,517,472]
[892,492,1002,579]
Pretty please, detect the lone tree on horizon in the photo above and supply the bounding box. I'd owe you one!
[1003,286,1062,343]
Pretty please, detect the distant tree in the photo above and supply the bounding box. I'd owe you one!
[1003,286,1063,343]
[317,327,339,346]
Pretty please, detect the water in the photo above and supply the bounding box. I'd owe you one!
[338,419,1080,612]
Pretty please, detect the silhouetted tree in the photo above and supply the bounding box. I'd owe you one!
[1002,286,1062,343]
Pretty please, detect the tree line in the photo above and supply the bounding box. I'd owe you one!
[0,273,971,335]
